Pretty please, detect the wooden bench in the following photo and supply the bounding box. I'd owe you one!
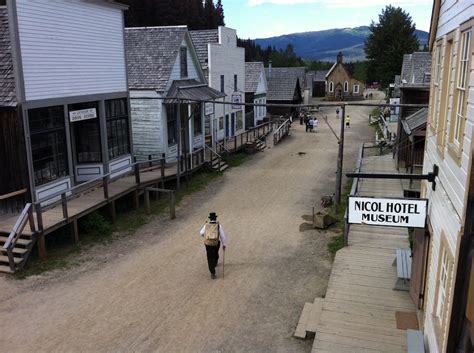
[407,329,425,352]
[393,248,411,291]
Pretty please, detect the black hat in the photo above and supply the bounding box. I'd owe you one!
[209,212,217,221]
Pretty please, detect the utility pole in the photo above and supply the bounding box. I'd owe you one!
[335,104,346,206]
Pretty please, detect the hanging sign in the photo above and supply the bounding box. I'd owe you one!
[205,102,214,116]
[231,93,242,109]
[348,196,427,228]
[69,108,97,122]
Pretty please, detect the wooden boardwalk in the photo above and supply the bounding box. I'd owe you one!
[312,154,416,353]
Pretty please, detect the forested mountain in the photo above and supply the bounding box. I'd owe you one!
[254,26,429,62]
[121,0,224,29]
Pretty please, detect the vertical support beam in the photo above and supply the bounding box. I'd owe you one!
[103,175,109,199]
[335,104,346,206]
[99,100,109,177]
[133,190,139,209]
[71,219,79,243]
[35,203,44,232]
[61,193,68,219]
[176,98,181,190]
[134,157,140,185]
[160,153,166,189]
[109,200,116,223]
[144,188,151,214]
[170,191,176,219]
[37,233,47,260]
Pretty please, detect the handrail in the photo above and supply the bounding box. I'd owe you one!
[273,118,291,135]
[205,145,223,160]
[0,189,27,201]
[3,203,35,271]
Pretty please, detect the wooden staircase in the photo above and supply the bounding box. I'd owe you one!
[0,204,37,274]
[208,155,229,173]
[294,298,323,339]
[255,139,267,152]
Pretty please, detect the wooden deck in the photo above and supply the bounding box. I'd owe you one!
[312,154,416,353]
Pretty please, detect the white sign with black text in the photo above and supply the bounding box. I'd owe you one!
[205,102,214,116]
[231,94,242,109]
[69,108,97,122]
[348,196,427,228]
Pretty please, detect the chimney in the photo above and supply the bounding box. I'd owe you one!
[269,61,272,77]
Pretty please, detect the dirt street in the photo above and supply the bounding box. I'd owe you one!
[0,101,377,353]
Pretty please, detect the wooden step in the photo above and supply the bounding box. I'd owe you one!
[295,302,313,339]
[0,247,28,255]
[0,255,23,264]
[0,236,32,247]
[0,265,14,274]
[295,298,324,340]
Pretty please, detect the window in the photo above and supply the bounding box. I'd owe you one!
[234,74,238,91]
[220,75,225,93]
[436,39,453,150]
[166,104,178,145]
[192,103,202,135]
[353,85,359,94]
[106,98,130,160]
[29,106,68,186]
[450,29,471,148]
[69,102,101,163]
[236,111,243,130]
[180,47,188,78]
[432,43,443,133]
[218,116,224,130]
[329,81,333,92]
[344,81,349,92]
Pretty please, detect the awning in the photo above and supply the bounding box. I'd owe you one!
[164,79,226,103]
[401,107,428,135]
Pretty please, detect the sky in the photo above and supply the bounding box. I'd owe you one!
[223,0,433,39]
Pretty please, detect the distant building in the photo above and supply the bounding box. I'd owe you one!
[190,27,245,143]
[244,62,268,128]
[264,66,303,115]
[325,52,365,101]
[310,70,328,98]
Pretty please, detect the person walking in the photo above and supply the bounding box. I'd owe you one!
[200,212,226,279]
[304,115,310,132]
[336,107,340,119]
[345,115,351,128]
[309,117,314,132]
[313,117,319,133]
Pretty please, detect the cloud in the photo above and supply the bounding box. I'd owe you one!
[247,0,432,8]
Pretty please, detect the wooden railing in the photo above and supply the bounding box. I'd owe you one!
[0,188,28,214]
[3,203,36,271]
[220,121,273,153]
[273,119,291,145]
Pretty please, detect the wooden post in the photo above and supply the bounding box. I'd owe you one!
[28,206,36,233]
[134,157,140,185]
[35,203,44,232]
[109,200,116,223]
[335,104,346,206]
[37,233,47,260]
[184,154,189,186]
[234,136,237,151]
[170,191,176,219]
[144,189,151,214]
[148,154,153,168]
[103,175,109,199]
[71,219,79,243]
[133,190,139,209]
[61,193,68,219]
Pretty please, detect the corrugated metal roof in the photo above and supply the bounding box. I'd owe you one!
[402,107,428,135]
[0,7,16,107]
[165,79,225,103]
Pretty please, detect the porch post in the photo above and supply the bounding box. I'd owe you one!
[98,100,109,175]
[176,97,181,190]
[188,103,193,170]
[63,105,74,183]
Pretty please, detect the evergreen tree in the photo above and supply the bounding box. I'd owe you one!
[215,0,225,27]
[364,5,419,86]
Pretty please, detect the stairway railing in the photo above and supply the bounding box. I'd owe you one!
[3,203,36,271]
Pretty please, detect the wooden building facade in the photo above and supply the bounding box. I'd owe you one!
[244,62,268,128]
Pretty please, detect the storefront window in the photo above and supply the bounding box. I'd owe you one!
[29,106,68,186]
[166,104,178,145]
[106,98,130,160]
[69,102,101,163]
[192,103,202,135]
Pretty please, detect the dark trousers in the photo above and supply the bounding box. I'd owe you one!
[205,241,220,274]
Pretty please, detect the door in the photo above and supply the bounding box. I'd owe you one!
[231,113,235,136]
[410,228,429,308]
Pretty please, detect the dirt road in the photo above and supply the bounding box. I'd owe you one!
[0,102,376,353]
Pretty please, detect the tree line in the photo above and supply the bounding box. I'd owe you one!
[121,0,224,29]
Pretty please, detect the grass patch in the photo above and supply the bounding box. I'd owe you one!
[224,151,251,167]
[326,179,353,256]
[15,170,221,279]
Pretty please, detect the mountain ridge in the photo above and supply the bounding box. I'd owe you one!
[254,26,429,62]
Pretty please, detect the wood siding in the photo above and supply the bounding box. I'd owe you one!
[15,0,127,101]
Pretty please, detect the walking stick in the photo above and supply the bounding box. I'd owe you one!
[222,248,225,280]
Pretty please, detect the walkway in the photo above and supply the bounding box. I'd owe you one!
[312,154,416,352]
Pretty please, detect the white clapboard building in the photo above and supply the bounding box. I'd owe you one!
[420,1,474,351]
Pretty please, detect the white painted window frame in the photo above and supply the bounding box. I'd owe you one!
[344,81,349,93]
[353,84,359,94]
[329,81,333,93]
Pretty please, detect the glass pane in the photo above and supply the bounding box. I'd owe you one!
[29,106,64,133]
[74,119,102,163]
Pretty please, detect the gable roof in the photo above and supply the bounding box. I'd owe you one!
[189,30,219,70]
[313,70,328,82]
[125,26,191,91]
[0,7,16,108]
[402,107,428,135]
[401,52,432,86]
[265,67,303,101]
[245,62,265,93]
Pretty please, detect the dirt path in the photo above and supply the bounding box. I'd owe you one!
[0,102,376,353]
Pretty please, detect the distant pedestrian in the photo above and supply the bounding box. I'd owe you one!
[313,117,319,133]
[336,107,340,118]
[200,212,226,279]
[305,116,310,132]
[345,115,351,128]
[299,112,304,125]
[309,117,314,132]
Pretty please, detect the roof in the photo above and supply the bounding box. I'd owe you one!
[125,26,188,91]
[313,70,328,82]
[401,52,432,86]
[265,67,301,101]
[265,67,306,88]
[0,7,16,107]
[245,62,265,93]
[165,79,225,103]
[189,30,218,70]
[402,107,428,135]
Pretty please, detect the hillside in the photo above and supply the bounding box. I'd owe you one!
[255,26,429,62]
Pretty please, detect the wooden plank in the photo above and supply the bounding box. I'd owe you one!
[407,329,425,353]
[294,302,313,339]
[315,332,405,352]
